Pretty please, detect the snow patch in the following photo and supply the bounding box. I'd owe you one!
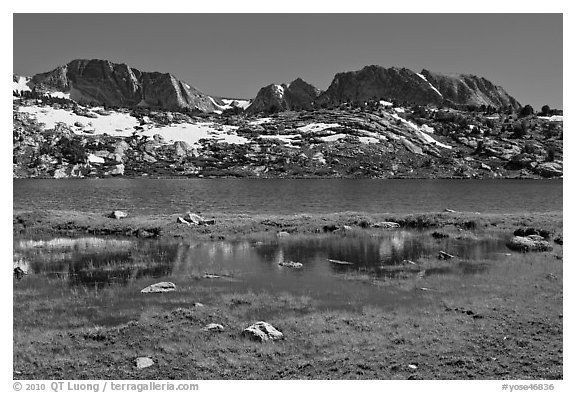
[272,84,284,97]
[18,106,139,134]
[87,154,105,164]
[49,91,71,99]
[320,133,347,142]
[249,117,273,125]
[13,76,31,93]
[416,73,443,97]
[221,98,252,110]
[391,113,451,149]
[538,115,563,122]
[297,123,341,133]
[140,122,248,147]
[17,104,249,148]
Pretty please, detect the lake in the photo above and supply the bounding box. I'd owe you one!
[13,178,563,215]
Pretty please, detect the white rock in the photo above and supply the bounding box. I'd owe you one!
[135,357,154,369]
[203,323,224,332]
[141,282,176,293]
[242,321,283,342]
[109,210,128,219]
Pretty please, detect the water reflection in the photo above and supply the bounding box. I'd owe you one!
[14,231,508,289]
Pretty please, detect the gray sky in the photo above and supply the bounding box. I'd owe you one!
[13,14,562,109]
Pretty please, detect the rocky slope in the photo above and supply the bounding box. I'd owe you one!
[247,78,320,113]
[26,59,219,112]
[316,65,521,110]
[12,93,562,179]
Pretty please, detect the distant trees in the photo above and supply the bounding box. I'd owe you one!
[518,104,534,118]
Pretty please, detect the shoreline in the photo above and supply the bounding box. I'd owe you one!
[13,209,563,241]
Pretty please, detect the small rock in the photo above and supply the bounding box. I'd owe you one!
[135,357,154,369]
[277,231,290,238]
[408,364,418,370]
[279,261,303,268]
[372,221,400,229]
[141,282,176,293]
[193,302,205,308]
[13,266,28,280]
[444,208,457,213]
[177,216,191,225]
[242,321,284,342]
[203,274,221,279]
[183,213,204,225]
[437,251,455,260]
[203,323,224,332]
[109,210,128,219]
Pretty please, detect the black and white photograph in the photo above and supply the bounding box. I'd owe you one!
[8,6,567,388]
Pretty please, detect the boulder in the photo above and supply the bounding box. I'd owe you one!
[177,216,191,225]
[135,357,154,369]
[506,236,552,252]
[276,231,290,238]
[203,323,224,332]
[173,141,191,157]
[537,162,562,178]
[108,164,125,176]
[13,266,27,280]
[114,140,131,155]
[279,261,303,268]
[153,134,165,143]
[438,251,455,260]
[178,212,213,225]
[141,282,176,293]
[109,210,128,219]
[242,321,284,342]
[53,167,68,179]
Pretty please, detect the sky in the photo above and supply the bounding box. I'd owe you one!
[13,13,563,109]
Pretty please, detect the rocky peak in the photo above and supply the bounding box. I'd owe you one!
[28,59,218,112]
[316,65,520,110]
[247,78,320,113]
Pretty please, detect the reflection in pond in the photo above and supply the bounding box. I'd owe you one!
[15,231,507,289]
[13,231,511,325]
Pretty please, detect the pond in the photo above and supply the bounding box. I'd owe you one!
[14,231,511,326]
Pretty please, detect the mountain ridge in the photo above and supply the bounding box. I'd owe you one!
[15,59,523,113]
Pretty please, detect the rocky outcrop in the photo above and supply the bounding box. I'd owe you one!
[316,65,520,110]
[247,78,320,113]
[30,59,218,112]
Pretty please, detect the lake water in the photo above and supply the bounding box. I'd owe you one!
[14,232,511,326]
[13,178,562,214]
